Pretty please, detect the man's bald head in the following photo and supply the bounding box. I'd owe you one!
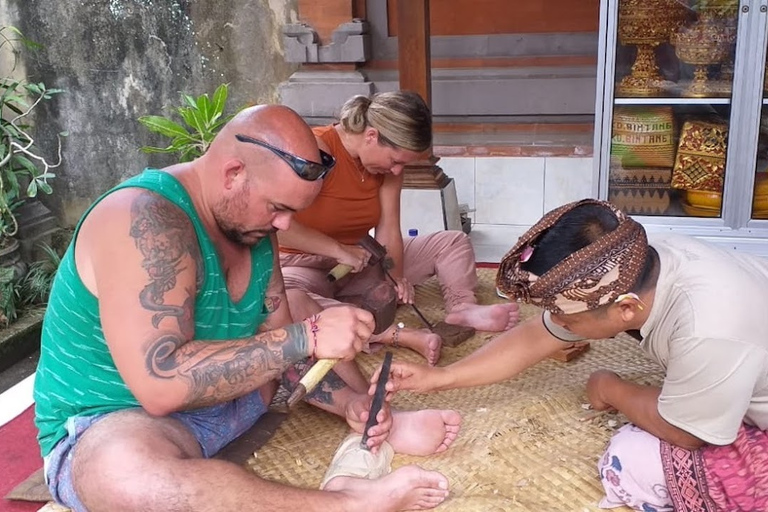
[199,104,325,247]
[213,104,322,165]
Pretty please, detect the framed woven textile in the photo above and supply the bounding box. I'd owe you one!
[609,167,673,215]
[671,120,729,192]
[611,107,676,168]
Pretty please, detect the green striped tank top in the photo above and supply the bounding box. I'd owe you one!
[34,169,273,456]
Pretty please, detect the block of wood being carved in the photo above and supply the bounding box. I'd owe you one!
[549,343,591,362]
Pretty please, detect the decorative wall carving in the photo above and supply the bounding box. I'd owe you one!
[283,19,370,63]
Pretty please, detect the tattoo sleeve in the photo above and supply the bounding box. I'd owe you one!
[145,322,310,408]
[257,233,292,333]
[132,194,310,409]
[130,192,203,339]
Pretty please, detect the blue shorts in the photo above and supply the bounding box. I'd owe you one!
[44,390,268,512]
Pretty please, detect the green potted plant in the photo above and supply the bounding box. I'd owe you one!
[1,26,64,324]
[139,83,237,161]
[20,241,62,307]
[0,26,63,260]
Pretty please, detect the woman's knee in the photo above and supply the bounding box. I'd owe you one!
[432,230,471,249]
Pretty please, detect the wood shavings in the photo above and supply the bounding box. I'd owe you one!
[578,410,611,422]
[244,269,670,511]
[581,403,592,410]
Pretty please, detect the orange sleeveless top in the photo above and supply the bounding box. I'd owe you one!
[281,125,385,252]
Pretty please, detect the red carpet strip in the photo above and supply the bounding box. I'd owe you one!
[0,406,44,512]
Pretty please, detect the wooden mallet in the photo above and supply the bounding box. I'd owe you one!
[327,234,388,282]
[286,282,397,408]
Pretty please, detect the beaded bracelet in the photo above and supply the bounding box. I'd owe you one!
[392,322,404,348]
[307,314,320,359]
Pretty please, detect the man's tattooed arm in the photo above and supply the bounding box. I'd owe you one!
[131,193,310,410]
[257,233,294,333]
[130,192,203,340]
[145,322,311,409]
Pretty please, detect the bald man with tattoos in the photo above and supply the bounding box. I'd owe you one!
[33,105,458,512]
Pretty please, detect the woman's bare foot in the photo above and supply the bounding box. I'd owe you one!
[388,409,462,456]
[444,302,519,332]
[369,326,443,366]
[324,465,449,511]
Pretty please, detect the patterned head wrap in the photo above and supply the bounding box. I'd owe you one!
[496,199,648,315]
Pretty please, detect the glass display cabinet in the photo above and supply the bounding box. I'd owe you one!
[593,0,768,255]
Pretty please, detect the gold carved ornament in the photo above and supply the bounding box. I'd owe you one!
[671,120,728,192]
[616,0,687,97]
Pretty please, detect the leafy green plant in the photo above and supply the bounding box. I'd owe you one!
[138,84,236,162]
[0,265,20,325]
[0,26,63,240]
[20,242,61,306]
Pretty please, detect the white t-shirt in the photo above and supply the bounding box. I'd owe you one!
[641,234,768,445]
[541,234,768,445]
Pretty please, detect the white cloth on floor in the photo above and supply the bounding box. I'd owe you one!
[319,433,394,489]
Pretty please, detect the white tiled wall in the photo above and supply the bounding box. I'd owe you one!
[476,157,546,225]
[543,158,595,212]
[422,156,596,262]
[400,181,462,237]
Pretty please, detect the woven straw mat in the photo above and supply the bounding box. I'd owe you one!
[247,268,664,511]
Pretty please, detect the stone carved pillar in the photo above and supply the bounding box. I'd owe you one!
[278,0,372,123]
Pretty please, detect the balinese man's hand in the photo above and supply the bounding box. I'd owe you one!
[345,394,393,454]
[370,360,444,394]
[587,369,621,411]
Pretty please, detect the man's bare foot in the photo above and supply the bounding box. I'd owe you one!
[324,465,449,511]
[388,409,462,456]
[369,327,443,366]
[444,302,519,332]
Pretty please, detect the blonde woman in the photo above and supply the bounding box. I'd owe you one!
[278,91,519,367]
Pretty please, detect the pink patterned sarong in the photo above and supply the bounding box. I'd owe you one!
[660,424,768,512]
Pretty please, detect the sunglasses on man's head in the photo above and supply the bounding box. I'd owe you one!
[235,134,335,181]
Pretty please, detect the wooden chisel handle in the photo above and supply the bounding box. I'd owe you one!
[327,264,354,282]
[287,358,339,407]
